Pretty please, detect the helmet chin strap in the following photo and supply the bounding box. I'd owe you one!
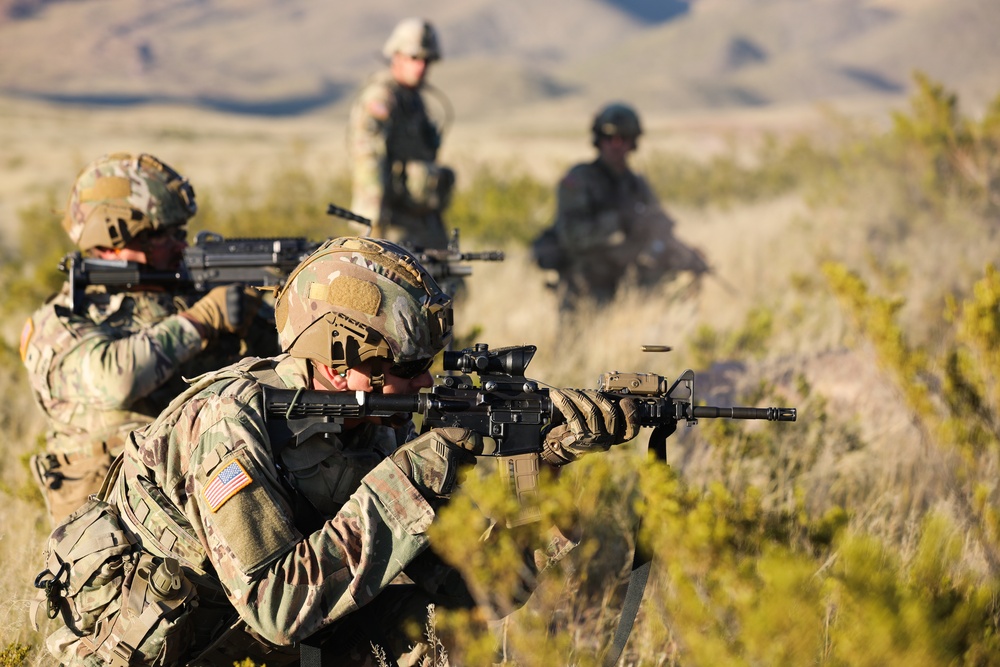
[310,360,386,393]
[310,362,339,392]
[369,358,386,393]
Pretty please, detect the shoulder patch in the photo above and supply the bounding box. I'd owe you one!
[203,460,253,512]
[19,318,34,362]
[366,98,390,121]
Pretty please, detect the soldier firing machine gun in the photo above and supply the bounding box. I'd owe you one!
[59,231,323,315]
[59,210,503,315]
[262,343,797,524]
[326,202,504,282]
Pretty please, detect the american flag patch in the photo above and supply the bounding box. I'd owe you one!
[203,461,252,513]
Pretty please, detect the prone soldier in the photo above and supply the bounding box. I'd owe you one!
[20,152,273,525]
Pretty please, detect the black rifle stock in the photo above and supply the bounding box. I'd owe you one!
[60,231,323,314]
[326,202,504,281]
[262,343,796,524]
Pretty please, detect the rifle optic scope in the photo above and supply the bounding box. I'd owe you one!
[443,343,536,377]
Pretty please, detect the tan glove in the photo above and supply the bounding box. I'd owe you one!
[541,389,640,467]
[181,285,263,342]
[391,427,484,504]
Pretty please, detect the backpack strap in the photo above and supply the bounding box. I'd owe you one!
[115,357,289,586]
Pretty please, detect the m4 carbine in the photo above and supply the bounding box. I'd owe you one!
[262,343,796,523]
[59,231,322,314]
[326,203,504,282]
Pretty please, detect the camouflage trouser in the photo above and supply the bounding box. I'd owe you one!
[186,579,479,667]
[31,447,114,526]
[298,584,449,667]
[298,561,490,667]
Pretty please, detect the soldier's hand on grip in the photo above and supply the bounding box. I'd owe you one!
[182,284,263,341]
[391,427,483,504]
[541,388,640,467]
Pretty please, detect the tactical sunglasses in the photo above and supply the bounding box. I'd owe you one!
[388,357,435,379]
[136,226,188,246]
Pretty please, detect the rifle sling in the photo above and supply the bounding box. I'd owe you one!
[605,554,651,667]
[603,423,669,667]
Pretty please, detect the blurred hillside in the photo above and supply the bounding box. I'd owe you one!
[2,0,999,234]
[1,0,998,121]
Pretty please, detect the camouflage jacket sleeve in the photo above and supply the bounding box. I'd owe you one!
[348,75,397,231]
[553,163,626,255]
[630,174,675,240]
[45,308,205,410]
[187,379,434,645]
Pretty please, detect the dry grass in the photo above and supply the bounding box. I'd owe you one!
[2,87,998,663]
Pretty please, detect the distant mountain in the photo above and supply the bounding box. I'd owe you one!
[0,0,996,119]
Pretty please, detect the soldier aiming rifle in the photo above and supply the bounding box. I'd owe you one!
[32,238,793,667]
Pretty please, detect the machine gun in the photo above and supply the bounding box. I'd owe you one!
[59,231,323,314]
[261,343,796,522]
[326,203,504,283]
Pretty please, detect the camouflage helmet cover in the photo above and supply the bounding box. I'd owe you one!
[62,152,196,251]
[591,103,643,146]
[274,237,453,373]
[382,17,441,62]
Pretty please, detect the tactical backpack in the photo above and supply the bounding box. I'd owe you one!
[530,225,566,271]
[32,457,198,667]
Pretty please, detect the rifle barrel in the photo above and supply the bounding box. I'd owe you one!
[460,251,505,261]
[692,406,796,422]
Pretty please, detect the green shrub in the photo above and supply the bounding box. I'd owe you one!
[0,642,30,667]
[447,163,553,245]
[192,168,355,240]
[0,192,70,316]
[689,306,775,369]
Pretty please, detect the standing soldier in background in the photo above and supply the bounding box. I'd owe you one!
[535,102,709,311]
[19,152,272,525]
[348,17,456,252]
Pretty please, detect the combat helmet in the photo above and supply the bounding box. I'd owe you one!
[382,18,441,62]
[275,237,453,382]
[62,152,196,252]
[591,103,643,147]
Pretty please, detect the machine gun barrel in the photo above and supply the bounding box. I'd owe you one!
[419,248,505,262]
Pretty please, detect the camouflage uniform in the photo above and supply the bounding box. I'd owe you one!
[22,286,277,521]
[550,104,708,311]
[34,238,632,667]
[103,353,439,664]
[554,158,674,307]
[348,23,454,252]
[21,152,276,524]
